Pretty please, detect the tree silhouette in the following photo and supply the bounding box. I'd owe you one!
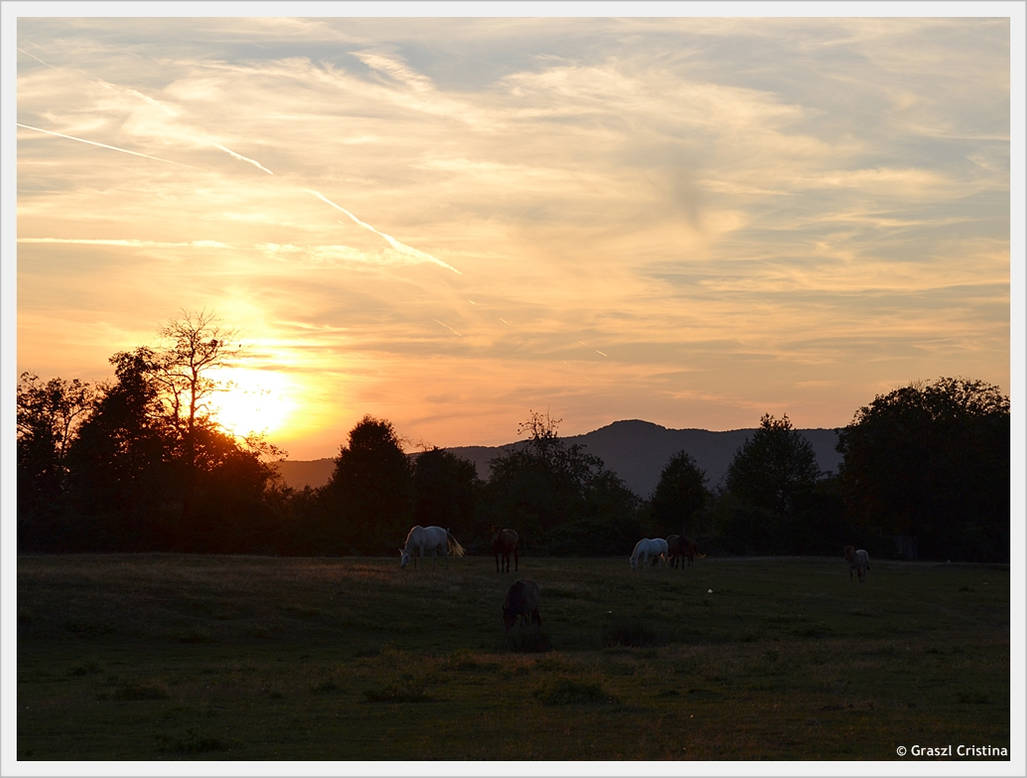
[837,377,1009,560]
[412,447,478,539]
[720,414,820,554]
[153,310,240,466]
[484,411,638,554]
[726,414,819,516]
[325,416,413,554]
[17,373,94,547]
[649,451,709,537]
[66,349,175,549]
[20,313,282,552]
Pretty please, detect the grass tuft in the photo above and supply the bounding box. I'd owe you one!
[602,619,659,647]
[106,682,170,701]
[507,629,553,653]
[363,683,434,703]
[310,679,341,694]
[534,678,618,706]
[157,728,229,754]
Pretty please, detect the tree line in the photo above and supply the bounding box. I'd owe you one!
[17,314,1010,562]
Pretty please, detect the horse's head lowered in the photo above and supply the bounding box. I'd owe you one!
[399,548,411,568]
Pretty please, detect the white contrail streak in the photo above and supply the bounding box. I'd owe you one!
[214,143,274,175]
[305,189,462,275]
[16,123,193,168]
[17,47,54,68]
[19,46,272,177]
[433,319,463,337]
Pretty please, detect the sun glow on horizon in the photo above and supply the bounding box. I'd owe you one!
[207,367,299,441]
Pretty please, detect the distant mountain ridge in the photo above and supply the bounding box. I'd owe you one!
[274,419,843,499]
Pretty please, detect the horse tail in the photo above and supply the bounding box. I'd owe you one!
[447,530,465,558]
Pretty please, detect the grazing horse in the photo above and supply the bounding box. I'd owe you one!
[399,525,465,569]
[630,538,668,569]
[491,527,519,573]
[843,545,870,582]
[502,580,541,631]
[666,534,705,568]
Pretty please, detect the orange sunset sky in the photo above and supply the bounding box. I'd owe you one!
[9,9,1017,461]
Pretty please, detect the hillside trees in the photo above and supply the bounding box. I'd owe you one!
[481,411,640,554]
[836,377,1010,561]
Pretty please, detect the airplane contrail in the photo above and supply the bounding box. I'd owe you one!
[20,45,268,176]
[17,47,54,68]
[19,64,449,274]
[214,143,274,175]
[16,122,194,168]
[433,319,463,337]
[306,189,462,275]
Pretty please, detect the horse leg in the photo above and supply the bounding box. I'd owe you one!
[514,548,518,572]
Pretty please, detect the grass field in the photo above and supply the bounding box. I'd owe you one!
[16,553,1009,761]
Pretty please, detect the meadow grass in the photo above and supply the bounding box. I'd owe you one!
[17,553,1009,760]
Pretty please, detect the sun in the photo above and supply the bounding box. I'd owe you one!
[207,368,298,440]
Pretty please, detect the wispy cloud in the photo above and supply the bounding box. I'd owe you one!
[14,16,1011,456]
[18,237,230,249]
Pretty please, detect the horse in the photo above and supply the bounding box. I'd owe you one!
[666,534,705,568]
[630,538,668,569]
[843,545,870,582]
[502,580,541,631]
[399,525,465,569]
[491,527,519,573]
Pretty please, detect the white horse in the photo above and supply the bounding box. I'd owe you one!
[399,525,465,569]
[630,538,668,569]
[844,545,871,582]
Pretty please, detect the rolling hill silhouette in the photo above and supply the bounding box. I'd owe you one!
[275,419,842,499]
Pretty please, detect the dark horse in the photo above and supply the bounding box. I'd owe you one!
[491,527,519,573]
[502,579,541,631]
[666,534,703,568]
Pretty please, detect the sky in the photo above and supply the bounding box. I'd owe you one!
[8,6,1018,461]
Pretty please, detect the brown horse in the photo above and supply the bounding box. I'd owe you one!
[666,534,704,568]
[502,579,541,631]
[491,527,519,573]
